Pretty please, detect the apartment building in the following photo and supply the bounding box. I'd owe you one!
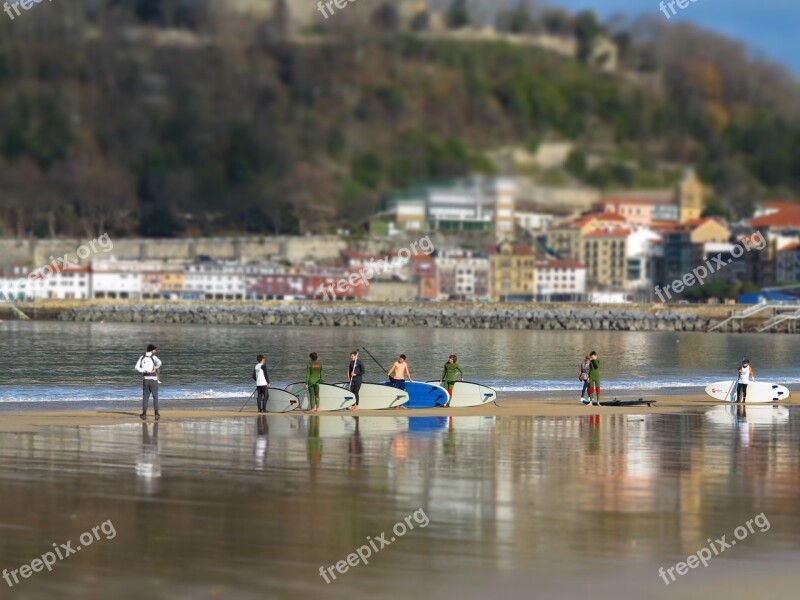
[490,243,537,302]
[582,229,631,289]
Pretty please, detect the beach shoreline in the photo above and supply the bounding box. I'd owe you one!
[0,391,794,432]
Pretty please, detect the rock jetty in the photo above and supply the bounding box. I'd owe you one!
[56,303,718,332]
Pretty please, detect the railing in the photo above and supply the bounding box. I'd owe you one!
[709,301,800,333]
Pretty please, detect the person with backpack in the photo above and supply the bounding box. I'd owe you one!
[579,354,591,404]
[253,355,271,413]
[347,351,365,411]
[306,352,324,413]
[135,344,162,420]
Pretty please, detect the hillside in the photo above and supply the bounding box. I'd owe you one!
[0,0,798,239]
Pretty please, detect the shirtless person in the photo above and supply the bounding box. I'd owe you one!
[388,355,413,391]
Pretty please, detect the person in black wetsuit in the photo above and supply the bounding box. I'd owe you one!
[348,351,365,411]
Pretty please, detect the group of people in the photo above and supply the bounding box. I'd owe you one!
[301,352,466,413]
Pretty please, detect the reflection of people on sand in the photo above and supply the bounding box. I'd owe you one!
[307,416,323,466]
[390,434,409,462]
[255,415,269,470]
[348,417,363,471]
[135,422,161,494]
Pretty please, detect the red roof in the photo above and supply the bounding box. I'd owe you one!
[537,259,586,270]
[574,212,627,227]
[752,202,800,228]
[584,228,632,239]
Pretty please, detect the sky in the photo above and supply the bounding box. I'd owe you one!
[549,0,800,74]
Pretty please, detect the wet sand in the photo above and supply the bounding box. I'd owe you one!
[0,391,795,432]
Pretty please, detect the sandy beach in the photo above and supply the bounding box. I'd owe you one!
[1,391,795,432]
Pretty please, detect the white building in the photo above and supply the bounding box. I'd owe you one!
[389,177,517,236]
[91,259,143,299]
[185,262,246,300]
[0,265,91,300]
[626,227,663,291]
[535,259,587,298]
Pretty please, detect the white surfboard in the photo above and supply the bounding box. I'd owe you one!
[286,382,356,412]
[704,380,791,404]
[426,381,498,408]
[265,388,301,413]
[334,382,409,410]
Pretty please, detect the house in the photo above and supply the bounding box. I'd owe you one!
[546,212,627,260]
[535,259,587,300]
[489,243,537,302]
[582,229,631,289]
[91,259,143,299]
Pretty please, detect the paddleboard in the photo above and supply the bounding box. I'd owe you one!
[265,388,301,413]
[286,382,356,412]
[381,381,449,409]
[598,398,656,407]
[334,382,409,410]
[704,381,790,403]
[426,381,497,408]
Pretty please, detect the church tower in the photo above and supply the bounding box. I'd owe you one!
[677,169,704,223]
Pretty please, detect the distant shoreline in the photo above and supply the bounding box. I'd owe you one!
[0,300,779,333]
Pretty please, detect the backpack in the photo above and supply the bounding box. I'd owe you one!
[579,360,589,381]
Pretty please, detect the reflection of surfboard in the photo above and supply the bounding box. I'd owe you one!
[705,404,790,427]
[705,381,790,403]
[286,382,356,412]
[427,381,497,408]
[598,398,656,407]
[334,382,409,410]
[409,416,449,434]
[265,388,301,413]
[381,381,448,409]
[448,416,497,430]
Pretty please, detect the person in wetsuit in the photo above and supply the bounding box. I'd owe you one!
[348,351,365,411]
[306,352,324,413]
[442,355,464,398]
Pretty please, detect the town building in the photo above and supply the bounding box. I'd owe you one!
[535,259,587,300]
[489,243,537,302]
[582,229,631,290]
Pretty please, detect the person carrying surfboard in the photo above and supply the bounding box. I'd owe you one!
[737,359,756,403]
[347,351,365,411]
[305,352,324,413]
[587,351,602,407]
[442,355,464,398]
[253,355,271,413]
[388,355,412,391]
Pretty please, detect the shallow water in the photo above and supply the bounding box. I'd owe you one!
[1,321,799,407]
[0,409,798,599]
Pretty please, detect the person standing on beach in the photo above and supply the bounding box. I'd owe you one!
[442,355,464,398]
[388,355,412,391]
[136,344,162,420]
[348,351,365,411]
[579,354,591,404]
[737,359,755,403]
[254,355,271,413]
[587,351,602,406]
[306,352,324,413]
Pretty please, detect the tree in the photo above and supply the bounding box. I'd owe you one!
[277,163,338,235]
[446,0,471,29]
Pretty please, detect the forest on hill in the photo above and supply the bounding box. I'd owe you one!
[0,0,798,239]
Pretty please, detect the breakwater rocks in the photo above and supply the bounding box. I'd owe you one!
[58,303,717,332]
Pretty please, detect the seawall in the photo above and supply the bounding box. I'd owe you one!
[0,301,778,333]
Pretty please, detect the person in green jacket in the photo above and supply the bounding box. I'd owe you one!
[305,352,324,413]
[588,351,602,406]
[442,355,464,398]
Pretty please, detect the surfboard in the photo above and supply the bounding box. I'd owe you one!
[426,380,497,408]
[598,398,656,407]
[381,381,449,409]
[705,404,790,427]
[334,382,409,410]
[286,382,357,412]
[264,388,301,413]
[704,381,790,403]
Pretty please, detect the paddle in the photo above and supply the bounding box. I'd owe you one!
[361,347,388,375]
